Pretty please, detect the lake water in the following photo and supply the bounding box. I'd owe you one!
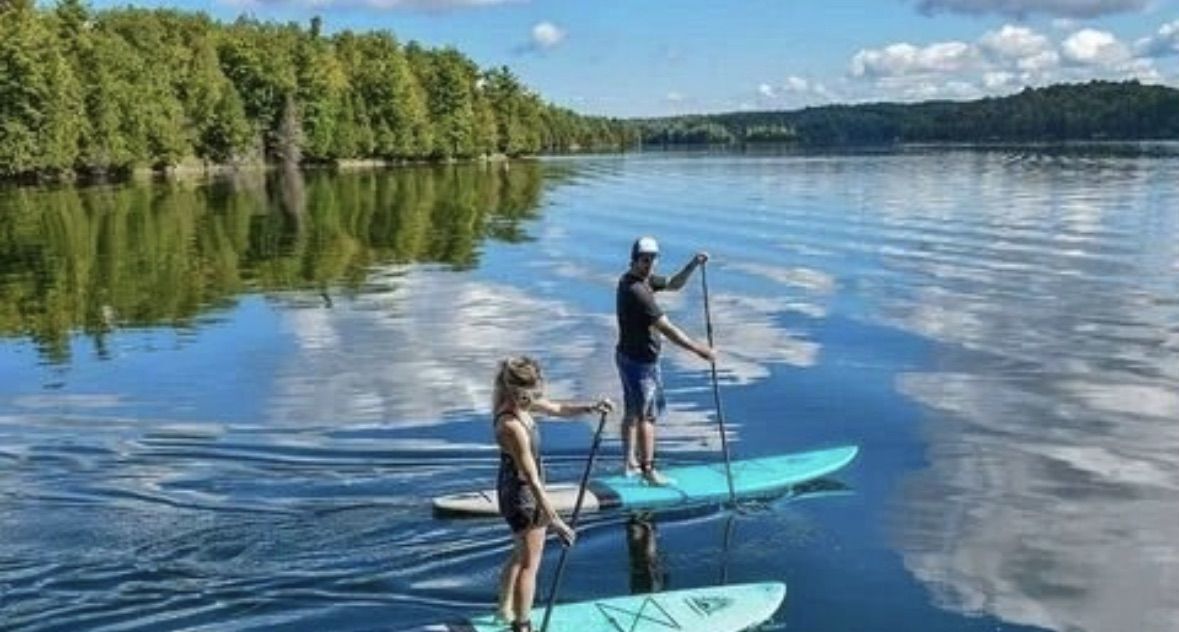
[2,148,1177,632]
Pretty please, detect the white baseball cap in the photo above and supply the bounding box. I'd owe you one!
[631,236,660,260]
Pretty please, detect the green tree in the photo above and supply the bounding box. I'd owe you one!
[0,0,83,176]
[416,48,479,159]
[296,21,347,161]
[483,66,528,155]
[1,5,632,179]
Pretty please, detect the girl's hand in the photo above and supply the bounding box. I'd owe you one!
[591,397,614,414]
[551,518,576,547]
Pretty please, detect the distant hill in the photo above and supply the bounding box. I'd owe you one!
[632,81,1179,145]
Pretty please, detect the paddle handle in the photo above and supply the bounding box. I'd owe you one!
[701,262,737,505]
[540,409,609,632]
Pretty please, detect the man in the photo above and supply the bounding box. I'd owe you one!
[616,236,714,486]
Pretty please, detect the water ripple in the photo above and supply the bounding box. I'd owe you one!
[3,149,1178,631]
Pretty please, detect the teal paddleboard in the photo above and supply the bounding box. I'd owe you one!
[433,445,858,516]
[434,582,785,632]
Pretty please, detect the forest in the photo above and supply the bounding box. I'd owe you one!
[4,0,1177,181]
[635,81,1179,146]
[0,0,635,180]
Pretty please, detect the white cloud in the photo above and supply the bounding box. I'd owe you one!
[755,76,838,107]
[784,76,811,92]
[983,70,1017,88]
[979,25,1061,74]
[1135,20,1179,58]
[845,19,1172,102]
[1061,28,1132,65]
[1016,49,1061,72]
[511,20,566,55]
[851,41,981,78]
[666,91,685,102]
[785,76,838,101]
[913,0,1148,19]
[530,21,566,50]
[1122,57,1164,83]
[980,25,1052,60]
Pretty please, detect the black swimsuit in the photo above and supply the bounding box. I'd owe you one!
[495,411,545,533]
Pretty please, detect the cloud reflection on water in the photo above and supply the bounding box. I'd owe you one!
[870,152,1179,632]
[268,257,825,453]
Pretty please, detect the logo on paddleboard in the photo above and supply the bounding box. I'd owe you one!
[686,596,733,616]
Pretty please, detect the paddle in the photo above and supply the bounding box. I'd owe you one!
[539,408,609,632]
[719,512,736,585]
[701,260,737,505]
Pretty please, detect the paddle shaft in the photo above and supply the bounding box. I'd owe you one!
[701,261,737,505]
[720,512,736,585]
[539,409,609,632]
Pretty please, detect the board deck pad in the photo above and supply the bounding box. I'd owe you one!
[432,445,858,516]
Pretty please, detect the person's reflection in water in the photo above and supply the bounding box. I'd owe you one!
[626,512,668,594]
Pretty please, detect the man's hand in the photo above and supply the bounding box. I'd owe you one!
[694,252,710,265]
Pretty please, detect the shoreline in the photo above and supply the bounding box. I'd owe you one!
[2,153,532,188]
[7,138,1174,188]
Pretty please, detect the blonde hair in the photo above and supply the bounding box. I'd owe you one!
[493,355,544,413]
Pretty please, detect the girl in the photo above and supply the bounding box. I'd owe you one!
[493,356,612,632]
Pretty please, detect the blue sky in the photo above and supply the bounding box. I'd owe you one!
[88,0,1179,116]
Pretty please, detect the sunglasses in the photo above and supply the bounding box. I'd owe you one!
[635,254,658,263]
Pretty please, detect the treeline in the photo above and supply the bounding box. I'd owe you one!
[0,0,635,180]
[635,81,1179,146]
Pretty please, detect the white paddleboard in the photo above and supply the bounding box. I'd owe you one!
[433,445,858,517]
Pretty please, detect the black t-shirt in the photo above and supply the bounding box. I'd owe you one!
[616,272,669,363]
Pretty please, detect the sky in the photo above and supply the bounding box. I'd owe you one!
[86,0,1179,117]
